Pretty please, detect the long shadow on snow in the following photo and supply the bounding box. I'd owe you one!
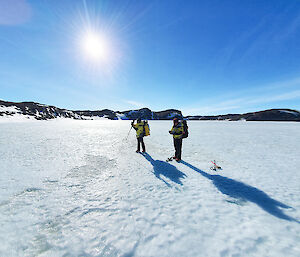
[181,160,299,222]
[141,153,186,187]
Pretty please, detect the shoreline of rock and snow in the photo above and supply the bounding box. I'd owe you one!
[1,99,300,122]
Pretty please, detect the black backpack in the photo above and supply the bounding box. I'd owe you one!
[182,120,189,138]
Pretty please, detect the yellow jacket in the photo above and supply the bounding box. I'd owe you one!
[133,122,146,138]
[170,123,184,139]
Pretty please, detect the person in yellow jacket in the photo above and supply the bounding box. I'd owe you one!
[169,117,184,161]
[131,118,146,153]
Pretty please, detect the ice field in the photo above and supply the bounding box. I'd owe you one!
[0,120,300,257]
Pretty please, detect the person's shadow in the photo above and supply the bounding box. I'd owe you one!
[181,160,299,222]
[141,153,186,187]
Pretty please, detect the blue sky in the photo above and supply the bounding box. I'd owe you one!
[0,0,300,115]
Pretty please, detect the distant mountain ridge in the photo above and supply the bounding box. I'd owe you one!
[186,109,300,121]
[0,100,183,120]
[0,100,299,121]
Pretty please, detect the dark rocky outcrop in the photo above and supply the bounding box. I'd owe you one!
[0,100,183,120]
[155,109,183,120]
[1,100,299,121]
[115,108,182,120]
[74,109,117,120]
[241,109,300,121]
[186,109,300,121]
[0,100,81,120]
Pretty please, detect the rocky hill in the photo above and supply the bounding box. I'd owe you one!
[186,109,300,121]
[1,100,299,121]
[0,100,81,120]
[0,100,183,121]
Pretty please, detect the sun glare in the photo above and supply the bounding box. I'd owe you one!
[82,31,109,61]
[76,26,122,78]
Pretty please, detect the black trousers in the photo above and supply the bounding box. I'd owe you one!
[173,138,182,160]
[137,137,145,152]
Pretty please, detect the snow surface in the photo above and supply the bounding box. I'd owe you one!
[167,112,179,119]
[0,106,36,122]
[279,110,300,116]
[0,105,21,113]
[0,120,299,257]
[116,113,128,120]
[81,116,109,120]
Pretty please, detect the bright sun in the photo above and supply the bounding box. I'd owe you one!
[82,31,109,61]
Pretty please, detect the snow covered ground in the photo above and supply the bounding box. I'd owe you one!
[0,120,299,257]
